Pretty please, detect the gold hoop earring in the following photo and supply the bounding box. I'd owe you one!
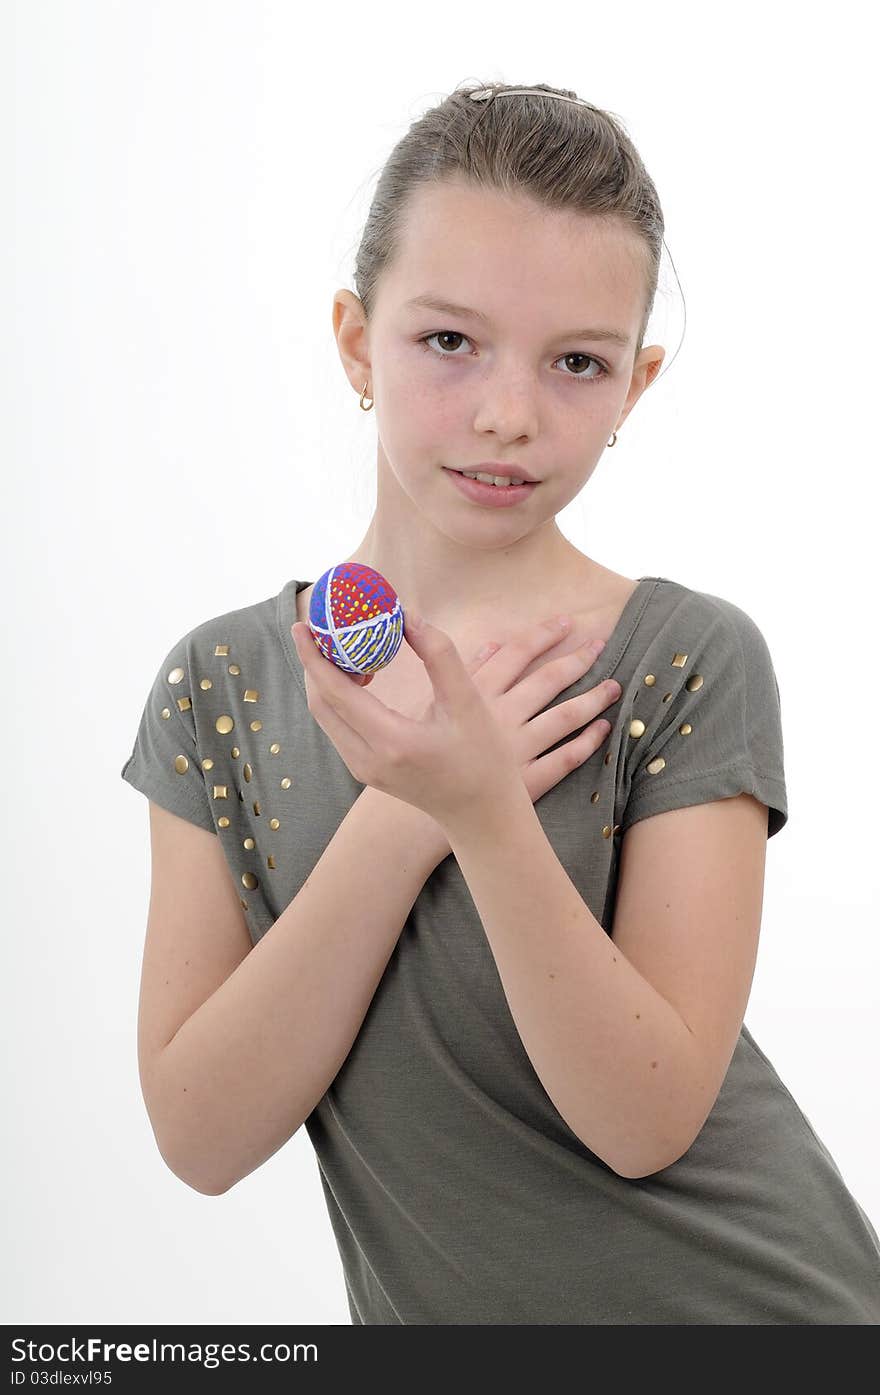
[607,431,618,447]
[359,382,374,412]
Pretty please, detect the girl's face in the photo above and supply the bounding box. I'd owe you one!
[336,179,664,546]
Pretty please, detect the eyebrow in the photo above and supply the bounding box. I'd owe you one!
[404,294,632,348]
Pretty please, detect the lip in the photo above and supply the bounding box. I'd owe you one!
[444,467,539,507]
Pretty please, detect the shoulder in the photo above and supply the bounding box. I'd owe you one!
[143,588,290,736]
[643,577,777,669]
[617,576,789,846]
[159,588,282,674]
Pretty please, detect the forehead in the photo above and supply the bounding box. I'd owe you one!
[383,179,646,328]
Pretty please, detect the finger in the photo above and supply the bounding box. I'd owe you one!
[498,639,607,728]
[293,630,377,770]
[524,677,620,759]
[292,622,412,749]
[467,640,499,676]
[403,613,480,712]
[477,616,579,696]
[523,714,615,803]
[293,623,376,685]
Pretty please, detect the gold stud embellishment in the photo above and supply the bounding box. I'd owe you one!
[671,652,688,668]
[244,689,259,703]
[218,816,230,828]
[685,673,703,691]
[602,825,612,838]
[242,872,258,890]
[590,791,600,804]
[168,667,185,684]
[216,714,234,734]
[176,696,192,713]
[161,708,171,720]
[231,747,240,758]
[243,763,253,782]
[644,674,656,687]
[612,824,621,835]
[604,751,612,766]
[214,644,229,657]
[270,742,280,754]
[228,663,241,676]
[662,692,672,702]
[243,837,255,850]
[267,855,277,869]
[201,758,213,771]
[212,784,228,799]
[269,818,280,830]
[253,800,261,815]
[173,755,189,774]
[249,720,262,732]
[280,777,291,789]
[628,718,646,739]
[679,722,692,735]
[200,678,212,690]
[646,756,666,775]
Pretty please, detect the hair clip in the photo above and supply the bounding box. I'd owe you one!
[467,86,589,108]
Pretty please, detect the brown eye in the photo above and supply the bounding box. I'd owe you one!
[419,332,609,385]
[421,331,469,355]
[555,352,608,383]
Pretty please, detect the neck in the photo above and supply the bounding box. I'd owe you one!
[340,523,597,633]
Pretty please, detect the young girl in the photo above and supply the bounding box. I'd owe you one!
[122,80,880,1324]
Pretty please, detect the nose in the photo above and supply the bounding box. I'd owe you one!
[473,381,537,442]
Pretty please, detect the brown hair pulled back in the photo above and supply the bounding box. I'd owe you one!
[353,80,668,361]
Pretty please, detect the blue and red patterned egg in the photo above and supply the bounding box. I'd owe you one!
[307,562,404,675]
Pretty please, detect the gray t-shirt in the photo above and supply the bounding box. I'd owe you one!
[121,574,880,1324]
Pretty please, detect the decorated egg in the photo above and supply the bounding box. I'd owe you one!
[307,562,404,675]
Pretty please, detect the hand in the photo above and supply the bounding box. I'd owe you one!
[435,617,622,811]
[290,612,621,830]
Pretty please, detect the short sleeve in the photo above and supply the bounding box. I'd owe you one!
[120,634,217,834]
[619,594,788,839]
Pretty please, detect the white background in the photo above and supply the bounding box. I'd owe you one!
[5,0,878,1326]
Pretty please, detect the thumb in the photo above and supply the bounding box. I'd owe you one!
[404,611,477,711]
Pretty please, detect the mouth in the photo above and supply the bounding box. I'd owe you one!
[444,468,540,488]
[443,467,539,506]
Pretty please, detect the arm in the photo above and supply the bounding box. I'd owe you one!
[440,773,705,1180]
[150,789,450,1195]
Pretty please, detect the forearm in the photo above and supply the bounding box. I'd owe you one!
[440,777,700,1179]
[152,790,450,1195]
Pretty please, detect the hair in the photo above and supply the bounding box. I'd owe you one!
[353,80,669,363]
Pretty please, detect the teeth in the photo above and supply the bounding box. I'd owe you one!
[460,471,527,487]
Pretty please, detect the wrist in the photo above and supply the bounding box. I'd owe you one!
[437,770,531,846]
[356,786,451,867]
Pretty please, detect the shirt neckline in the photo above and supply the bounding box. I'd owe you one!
[277,574,665,700]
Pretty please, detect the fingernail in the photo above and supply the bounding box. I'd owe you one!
[555,614,571,629]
